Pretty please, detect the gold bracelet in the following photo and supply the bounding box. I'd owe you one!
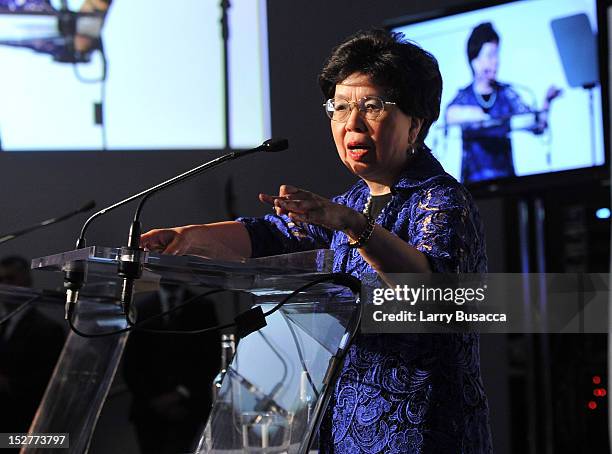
[348,214,376,249]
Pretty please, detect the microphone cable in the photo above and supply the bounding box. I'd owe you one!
[257,330,290,400]
[0,294,43,328]
[67,288,226,338]
[68,273,360,339]
[134,273,359,336]
[281,310,320,400]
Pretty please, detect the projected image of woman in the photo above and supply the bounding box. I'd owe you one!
[446,22,561,184]
[142,30,492,453]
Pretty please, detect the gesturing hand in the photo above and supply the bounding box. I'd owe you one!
[259,184,364,234]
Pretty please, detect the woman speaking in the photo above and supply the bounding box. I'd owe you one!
[142,29,492,453]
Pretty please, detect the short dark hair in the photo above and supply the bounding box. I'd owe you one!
[318,29,442,144]
[467,22,499,63]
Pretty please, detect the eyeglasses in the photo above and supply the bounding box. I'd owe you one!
[323,96,396,122]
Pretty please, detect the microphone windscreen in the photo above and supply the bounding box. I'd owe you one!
[262,138,289,152]
[492,80,511,88]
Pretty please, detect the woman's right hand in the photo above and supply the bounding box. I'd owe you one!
[140,225,208,256]
[140,221,252,260]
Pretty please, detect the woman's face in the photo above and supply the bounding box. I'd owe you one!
[471,41,499,83]
[331,73,421,188]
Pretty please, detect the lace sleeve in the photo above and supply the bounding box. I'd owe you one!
[237,214,333,258]
[505,86,532,115]
[408,182,487,273]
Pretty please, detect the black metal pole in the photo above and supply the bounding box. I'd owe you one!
[221,0,231,151]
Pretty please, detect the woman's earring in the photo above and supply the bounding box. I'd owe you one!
[409,144,416,155]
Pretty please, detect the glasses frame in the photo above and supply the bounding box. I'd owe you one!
[323,96,397,122]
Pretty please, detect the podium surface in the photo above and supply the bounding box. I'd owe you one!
[28,247,359,453]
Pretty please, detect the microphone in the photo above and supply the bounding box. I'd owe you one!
[491,80,511,88]
[75,138,289,249]
[0,200,95,245]
[9,201,102,320]
[64,259,87,320]
[71,138,289,323]
[258,138,289,153]
[118,138,289,323]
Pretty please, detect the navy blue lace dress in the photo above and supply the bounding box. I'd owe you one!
[238,149,493,453]
[448,83,530,184]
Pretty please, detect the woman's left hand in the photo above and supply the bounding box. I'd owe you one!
[259,185,364,234]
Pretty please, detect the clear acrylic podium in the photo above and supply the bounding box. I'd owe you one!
[29,247,360,453]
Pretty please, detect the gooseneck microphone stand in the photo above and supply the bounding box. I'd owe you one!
[0,200,95,245]
[66,138,289,321]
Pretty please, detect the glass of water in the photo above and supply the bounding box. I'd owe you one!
[240,411,293,453]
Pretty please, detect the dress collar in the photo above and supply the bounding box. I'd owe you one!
[391,146,450,192]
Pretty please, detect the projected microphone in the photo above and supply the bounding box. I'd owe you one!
[491,80,511,88]
[70,139,289,324]
[0,200,95,245]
